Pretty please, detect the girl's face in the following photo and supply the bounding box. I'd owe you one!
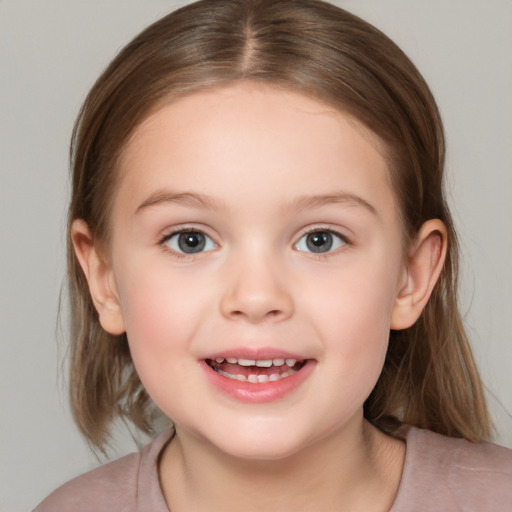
[103,84,407,459]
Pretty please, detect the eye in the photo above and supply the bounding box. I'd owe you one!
[294,230,346,254]
[163,230,217,254]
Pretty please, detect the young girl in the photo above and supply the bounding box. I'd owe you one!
[35,0,512,510]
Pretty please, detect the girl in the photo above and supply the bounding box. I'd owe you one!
[35,0,512,510]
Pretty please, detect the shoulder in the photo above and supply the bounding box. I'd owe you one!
[393,427,512,511]
[33,431,173,512]
[33,452,140,512]
[409,426,512,469]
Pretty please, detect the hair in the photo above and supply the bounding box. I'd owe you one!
[67,0,491,451]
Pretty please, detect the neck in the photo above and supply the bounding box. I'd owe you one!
[159,418,405,512]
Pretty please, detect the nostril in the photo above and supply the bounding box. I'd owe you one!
[219,279,294,323]
[228,308,285,322]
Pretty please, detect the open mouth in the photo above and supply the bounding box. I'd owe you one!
[205,357,307,383]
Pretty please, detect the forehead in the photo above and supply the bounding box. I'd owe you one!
[115,83,395,218]
[124,83,388,159]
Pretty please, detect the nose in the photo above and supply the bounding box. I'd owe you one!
[219,255,294,324]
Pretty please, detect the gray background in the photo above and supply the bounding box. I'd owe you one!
[1,1,511,510]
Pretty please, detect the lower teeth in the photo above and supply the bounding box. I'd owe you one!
[216,368,297,383]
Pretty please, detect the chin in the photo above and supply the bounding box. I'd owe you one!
[220,440,305,461]
[202,421,318,461]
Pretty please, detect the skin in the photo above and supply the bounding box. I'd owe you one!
[73,83,447,511]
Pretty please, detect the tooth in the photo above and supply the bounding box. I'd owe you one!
[226,358,237,364]
[218,369,235,379]
[285,358,297,367]
[238,358,256,366]
[273,358,285,366]
[215,357,225,363]
[255,359,272,367]
[283,368,298,378]
[257,375,270,383]
[269,374,280,381]
[248,374,258,383]
[217,368,250,381]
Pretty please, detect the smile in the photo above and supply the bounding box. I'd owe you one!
[205,357,306,383]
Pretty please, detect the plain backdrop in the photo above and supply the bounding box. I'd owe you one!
[1,1,511,510]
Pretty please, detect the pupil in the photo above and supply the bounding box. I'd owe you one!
[178,232,205,253]
[306,232,332,253]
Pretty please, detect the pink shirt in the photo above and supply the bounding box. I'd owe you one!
[34,427,512,511]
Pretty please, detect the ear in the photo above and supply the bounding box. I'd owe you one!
[390,219,447,330]
[71,219,126,335]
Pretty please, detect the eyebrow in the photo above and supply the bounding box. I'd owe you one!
[135,190,228,214]
[281,192,377,216]
[135,189,377,216]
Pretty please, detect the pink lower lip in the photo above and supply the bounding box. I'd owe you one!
[200,359,315,403]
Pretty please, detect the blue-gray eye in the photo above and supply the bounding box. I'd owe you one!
[165,231,216,254]
[295,230,345,254]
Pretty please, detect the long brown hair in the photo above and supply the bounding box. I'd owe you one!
[68,0,490,450]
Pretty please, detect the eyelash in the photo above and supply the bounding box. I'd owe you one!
[294,227,350,257]
[158,227,217,258]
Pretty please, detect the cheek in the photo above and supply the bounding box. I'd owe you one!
[302,256,400,375]
[314,280,393,417]
[114,263,210,376]
[115,268,213,418]
[307,255,399,332]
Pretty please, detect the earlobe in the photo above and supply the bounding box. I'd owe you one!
[390,219,447,330]
[71,219,126,335]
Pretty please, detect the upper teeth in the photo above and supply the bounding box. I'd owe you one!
[214,357,297,367]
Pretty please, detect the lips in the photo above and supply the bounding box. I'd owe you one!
[201,352,314,402]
